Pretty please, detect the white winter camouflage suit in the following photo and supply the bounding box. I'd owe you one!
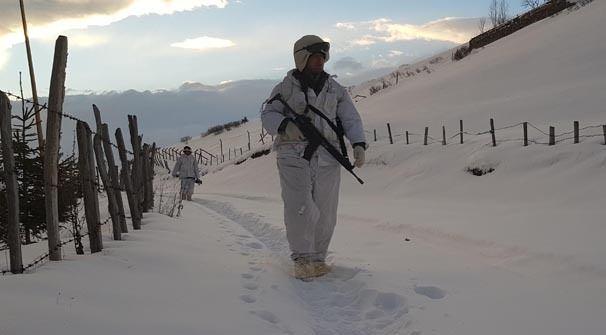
[172,154,200,199]
[262,70,366,262]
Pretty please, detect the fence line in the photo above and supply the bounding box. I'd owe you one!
[370,120,606,147]
[1,35,158,275]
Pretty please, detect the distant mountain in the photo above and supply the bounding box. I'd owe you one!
[49,79,278,147]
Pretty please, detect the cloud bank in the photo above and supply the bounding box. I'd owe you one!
[0,0,228,67]
[336,17,479,46]
[171,36,236,51]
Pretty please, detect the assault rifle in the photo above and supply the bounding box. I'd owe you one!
[268,94,364,185]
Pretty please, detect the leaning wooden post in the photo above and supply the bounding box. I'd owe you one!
[93,133,121,240]
[0,92,23,273]
[460,120,464,144]
[490,118,496,147]
[549,126,555,146]
[44,35,68,261]
[424,127,429,145]
[574,121,579,144]
[405,131,409,145]
[101,123,127,233]
[442,126,446,145]
[128,115,144,213]
[387,123,393,144]
[76,121,103,253]
[523,122,528,147]
[373,129,377,142]
[19,0,45,151]
[92,104,103,133]
[247,131,251,151]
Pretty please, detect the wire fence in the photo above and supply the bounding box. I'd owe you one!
[371,120,606,147]
[1,74,155,275]
[1,216,112,275]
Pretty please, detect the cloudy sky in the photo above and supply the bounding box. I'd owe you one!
[0,0,525,96]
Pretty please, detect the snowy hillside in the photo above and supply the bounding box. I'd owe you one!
[2,1,606,335]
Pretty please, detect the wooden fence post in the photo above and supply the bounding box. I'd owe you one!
[523,122,528,147]
[460,120,464,144]
[76,121,103,252]
[406,131,409,145]
[442,126,446,145]
[574,121,579,144]
[44,35,68,261]
[387,123,393,144]
[220,139,224,162]
[148,142,156,210]
[101,122,127,233]
[128,115,144,213]
[603,125,606,145]
[142,143,153,211]
[93,133,122,240]
[549,126,555,146]
[138,136,145,207]
[240,147,243,156]
[424,127,429,145]
[247,131,251,151]
[0,92,23,273]
[373,129,377,142]
[490,118,496,147]
[115,128,142,230]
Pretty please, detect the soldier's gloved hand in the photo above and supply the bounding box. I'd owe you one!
[195,179,202,185]
[278,119,305,141]
[353,143,366,168]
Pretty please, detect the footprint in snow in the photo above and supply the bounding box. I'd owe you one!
[414,286,446,300]
[245,241,264,249]
[250,310,279,324]
[243,283,258,290]
[239,294,256,303]
[241,273,254,279]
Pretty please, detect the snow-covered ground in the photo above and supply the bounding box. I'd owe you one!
[2,1,606,334]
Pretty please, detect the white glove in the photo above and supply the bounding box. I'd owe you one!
[283,121,305,141]
[353,146,365,168]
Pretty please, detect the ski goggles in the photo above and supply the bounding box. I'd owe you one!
[295,42,330,56]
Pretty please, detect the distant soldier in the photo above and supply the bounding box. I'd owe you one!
[172,146,201,201]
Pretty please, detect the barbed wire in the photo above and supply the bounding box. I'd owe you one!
[1,216,112,275]
[1,90,134,156]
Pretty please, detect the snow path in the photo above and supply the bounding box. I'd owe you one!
[192,198,412,335]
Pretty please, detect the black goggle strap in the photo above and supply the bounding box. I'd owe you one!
[294,42,329,55]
